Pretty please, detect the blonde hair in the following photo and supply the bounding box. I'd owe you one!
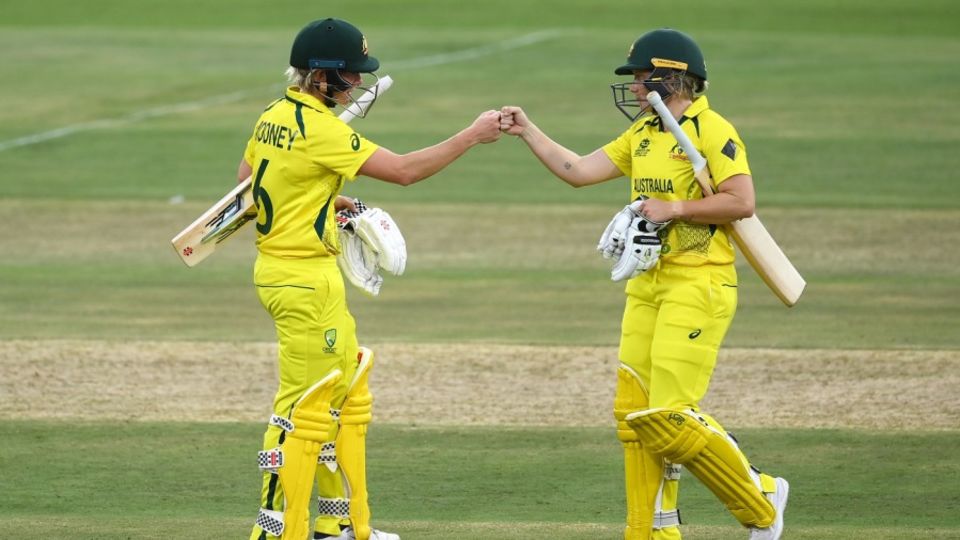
[673,73,709,99]
[285,66,316,92]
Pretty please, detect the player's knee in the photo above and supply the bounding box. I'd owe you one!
[625,407,711,463]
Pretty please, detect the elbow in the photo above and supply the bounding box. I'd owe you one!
[564,173,591,188]
[394,169,420,186]
[379,164,419,186]
[737,199,756,219]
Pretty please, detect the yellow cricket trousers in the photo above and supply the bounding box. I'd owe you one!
[251,253,360,540]
[620,262,738,409]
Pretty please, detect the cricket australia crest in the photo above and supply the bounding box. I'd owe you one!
[323,329,338,353]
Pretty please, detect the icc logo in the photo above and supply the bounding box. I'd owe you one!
[634,138,652,157]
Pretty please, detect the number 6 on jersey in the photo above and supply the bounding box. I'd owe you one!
[171,75,394,267]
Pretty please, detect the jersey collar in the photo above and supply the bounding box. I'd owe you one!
[284,86,332,115]
[635,96,711,133]
[681,96,710,120]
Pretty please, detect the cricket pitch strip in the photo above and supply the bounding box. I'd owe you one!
[1,340,957,430]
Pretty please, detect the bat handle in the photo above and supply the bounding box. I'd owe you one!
[646,91,709,173]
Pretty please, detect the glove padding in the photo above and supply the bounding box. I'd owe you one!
[597,205,638,260]
[598,199,670,281]
[354,208,406,276]
[338,232,382,296]
[335,199,406,296]
[609,216,665,281]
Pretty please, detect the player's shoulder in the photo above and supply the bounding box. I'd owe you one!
[694,107,741,144]
[696,107,735,129]
[298,104,342,129]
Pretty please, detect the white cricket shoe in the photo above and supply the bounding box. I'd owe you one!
[749,477,789,540]
[316,526,400,540]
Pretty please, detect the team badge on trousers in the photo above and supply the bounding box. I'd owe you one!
[324,329,338,353]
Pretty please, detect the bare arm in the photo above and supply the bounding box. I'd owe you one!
[640,174,756,224]
[500,106,621,187]
[358,110,502,186]
[237,159,252,183]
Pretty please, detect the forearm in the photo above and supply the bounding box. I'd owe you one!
[518,123,593,187]
[393,129,480,185]
[237,158,252,183]
[675,191,754,224]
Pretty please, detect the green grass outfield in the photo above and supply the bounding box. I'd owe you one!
[1,0,959,538]
[2,422,959,539]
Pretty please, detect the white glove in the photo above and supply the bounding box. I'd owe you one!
[354,207,406,276]
[337,231,382,296]
[598,198,668,261]
[597,204,637,260]
[609,215,666,281]
[335,199,407,295]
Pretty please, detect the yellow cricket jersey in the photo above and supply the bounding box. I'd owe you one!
[243,87,379,259]
[602,96,751,268]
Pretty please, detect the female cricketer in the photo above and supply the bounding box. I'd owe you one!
[499,28,789,540]
[237,18,501,540]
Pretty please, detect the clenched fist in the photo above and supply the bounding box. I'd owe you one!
[468,110,503,144]
[499,106,530,136]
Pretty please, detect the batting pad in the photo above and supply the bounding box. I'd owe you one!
[336,347,375,540]
[615,365,663,539]
[626,408,775,528]
[269,370,343,539]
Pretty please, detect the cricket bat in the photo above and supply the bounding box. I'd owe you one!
[646,91,806,306]
[171,75,395,267]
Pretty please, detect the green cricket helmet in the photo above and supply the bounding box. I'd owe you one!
[611,29,707,121]
[290,18,379,74]
[615,28,706,80]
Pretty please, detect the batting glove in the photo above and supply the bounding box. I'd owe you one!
[598,204,638,260]
[598,198,669,261]
[610,215,666,281]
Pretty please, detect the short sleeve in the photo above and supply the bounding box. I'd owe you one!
[602,127,634,178]
[243,134,256,168]
[306,118,380,182]
[701,113,751,186]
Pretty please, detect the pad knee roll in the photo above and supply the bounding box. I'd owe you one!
[626,408,775,528]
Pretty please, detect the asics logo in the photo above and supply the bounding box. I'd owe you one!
[688,329,702,339]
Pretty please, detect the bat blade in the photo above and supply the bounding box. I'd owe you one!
[171,179,255,267]
[728,215,806,306]
[646,91,806,306]
[171,76,394,267]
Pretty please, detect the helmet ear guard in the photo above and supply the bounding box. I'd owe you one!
[643,66,683,101]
